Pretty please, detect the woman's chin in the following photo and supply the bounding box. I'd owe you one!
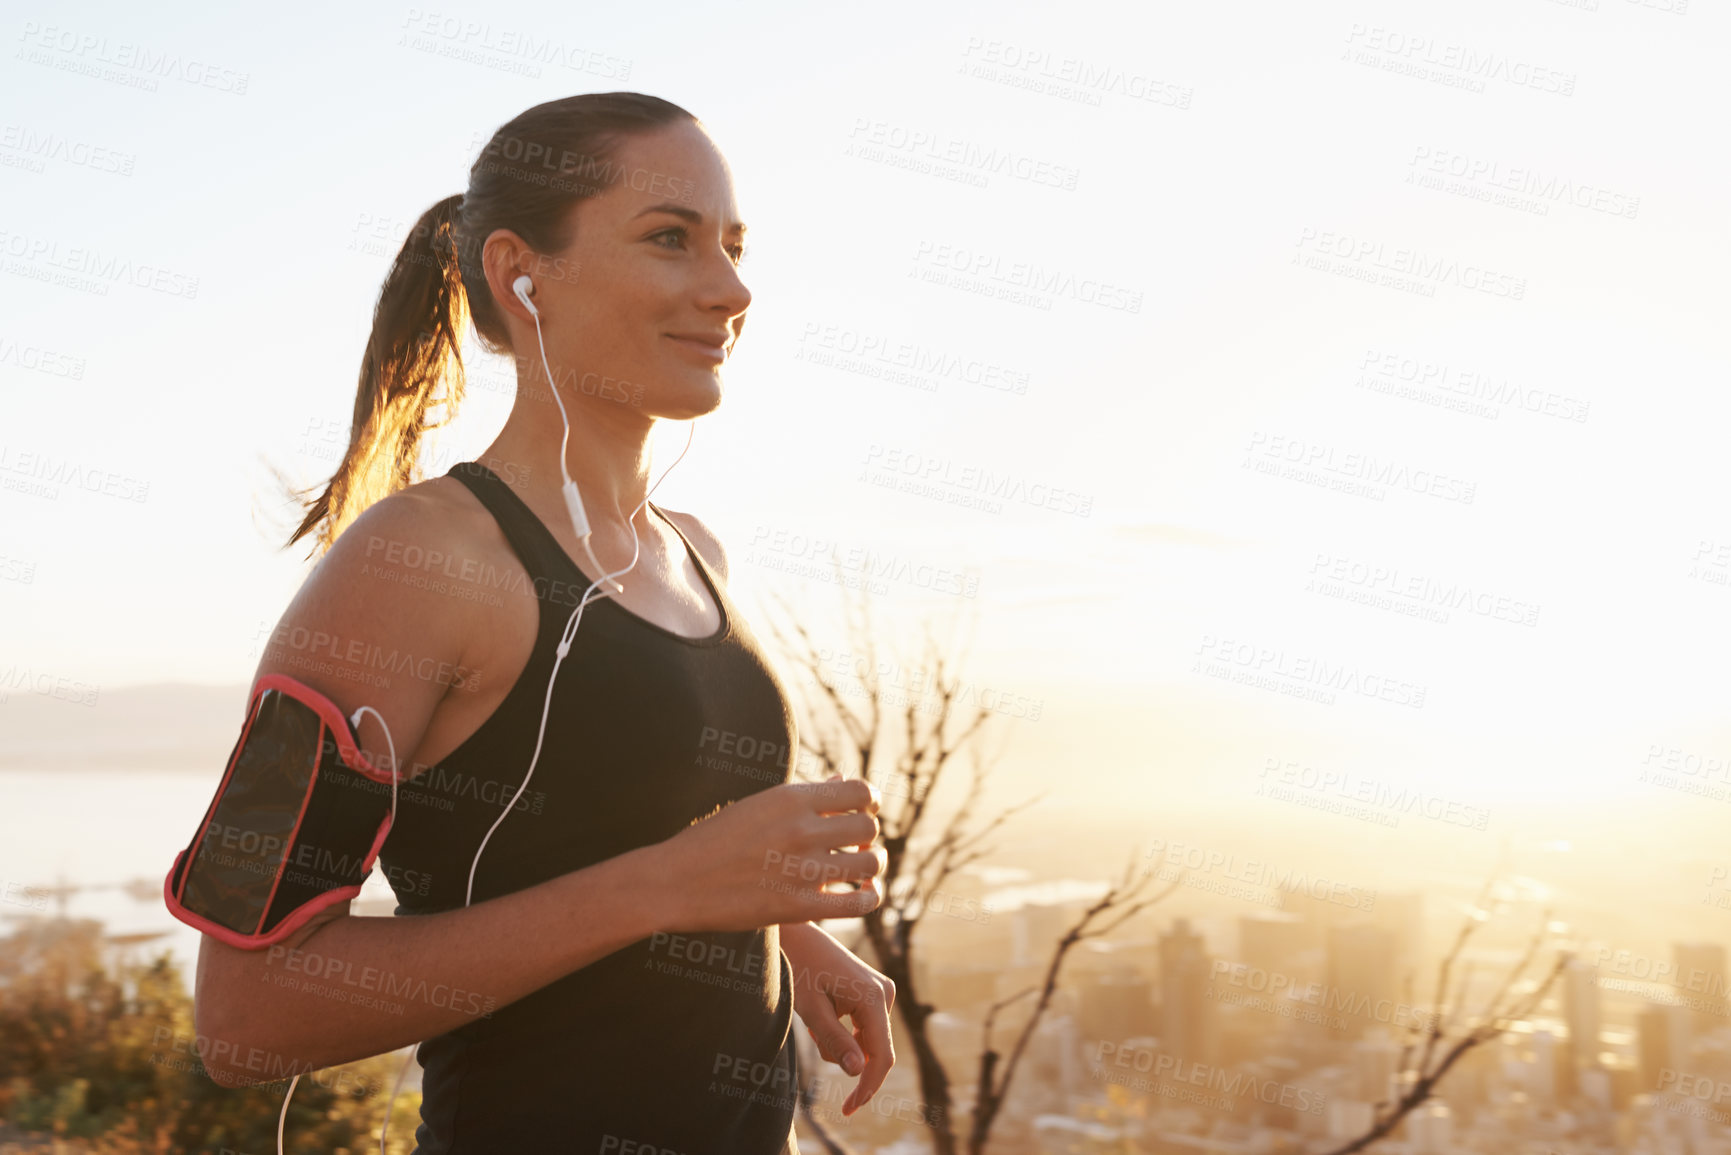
[644,380,723,421]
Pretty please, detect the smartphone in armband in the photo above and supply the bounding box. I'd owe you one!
[163,673,397,949]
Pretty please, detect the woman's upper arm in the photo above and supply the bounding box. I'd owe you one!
[195,485,480,1024]
[250,483,481,780]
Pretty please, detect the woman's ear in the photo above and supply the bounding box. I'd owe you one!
[481,228,539,322]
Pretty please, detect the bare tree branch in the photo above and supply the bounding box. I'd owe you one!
[967,857,1184,1153]
[1319,869,1572,1155]
[759,580,1178,1155]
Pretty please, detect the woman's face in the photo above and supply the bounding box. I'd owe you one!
[495,119,752,423]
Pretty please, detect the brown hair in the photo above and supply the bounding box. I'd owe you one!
[283,92,697,558]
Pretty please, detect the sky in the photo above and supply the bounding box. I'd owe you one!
[2,0,1729,841]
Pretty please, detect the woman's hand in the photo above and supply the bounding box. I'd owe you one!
[779,921,896,1116]
[656,778,885,933]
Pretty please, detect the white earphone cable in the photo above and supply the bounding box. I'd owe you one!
[278,706,400,1155]
[339,279,696,1155]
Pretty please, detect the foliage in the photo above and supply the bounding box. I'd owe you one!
[0,917,421,1154]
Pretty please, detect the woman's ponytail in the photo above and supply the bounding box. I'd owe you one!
[284,192,469,557]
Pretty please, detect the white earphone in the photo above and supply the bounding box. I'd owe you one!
[512,272,537,314]
[277,268,700,1155]
[516,270,634,592]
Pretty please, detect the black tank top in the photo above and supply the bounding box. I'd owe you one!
[377,460,802,1153]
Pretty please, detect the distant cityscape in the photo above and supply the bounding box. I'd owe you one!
[828,873,1731,1155]
[4,848,1728,1152]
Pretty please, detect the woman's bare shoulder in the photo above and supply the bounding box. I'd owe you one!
[258,475,510,683]
[332,474,498,566]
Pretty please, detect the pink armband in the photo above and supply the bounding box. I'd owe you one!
[163,673,397,949]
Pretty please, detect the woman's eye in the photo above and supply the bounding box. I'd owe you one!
[651,227,748,265]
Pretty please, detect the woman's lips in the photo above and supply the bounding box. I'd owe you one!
[666,334,726,362]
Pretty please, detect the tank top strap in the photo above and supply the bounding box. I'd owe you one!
[444,460,580,594]
[647,498,727,604]
[445,463,723,611]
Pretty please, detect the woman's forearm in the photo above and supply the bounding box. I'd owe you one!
[194,842,674,1088]
[779,920,856,986]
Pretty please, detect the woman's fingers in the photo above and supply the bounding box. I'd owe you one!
[800,991,866,1075]
[796,776,878,816]
[841,982,896,1115]
[802,874,880,921]
[813,810,879,850]
[825,846,885,883]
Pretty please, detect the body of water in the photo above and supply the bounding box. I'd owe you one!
[0,768,400,978]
